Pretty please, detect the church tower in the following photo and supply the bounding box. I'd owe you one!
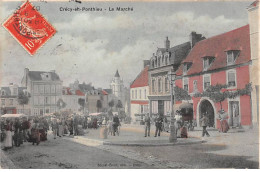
[110,70,124,105]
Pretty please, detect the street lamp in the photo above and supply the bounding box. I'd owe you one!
[168,69,177,143]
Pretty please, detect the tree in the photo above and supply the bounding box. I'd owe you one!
[116,100,123,111]
[96,100,102,112]
[108,100,114,110]
[57,98,66,112]
[78,98,86,112]
[174,86,191,102]
[194,83,252,110]
[17,91,29,113]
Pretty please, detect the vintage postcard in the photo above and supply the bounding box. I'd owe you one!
[0,0,259,169]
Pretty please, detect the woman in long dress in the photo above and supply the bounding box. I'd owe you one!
[4,120,13,150]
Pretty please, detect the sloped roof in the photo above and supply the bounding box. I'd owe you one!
[102,90,108,95]
[115,70,120,77]
[0,86,27,97]
[76,90,85,96]
[176,25,250,76]
[0,87,11,95]
[248,0,259,8]
[151,42,191,69]
[103,89,112,94]
[28,71,61,81]
[130,66,149,88]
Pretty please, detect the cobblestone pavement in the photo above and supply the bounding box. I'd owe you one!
[1,124,258,169]
[1,134,154,169]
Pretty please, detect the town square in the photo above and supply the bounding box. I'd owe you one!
[0,0,259,169]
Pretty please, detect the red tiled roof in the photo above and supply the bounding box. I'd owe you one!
[130,66,149,88]
[102,90,108,95]
[176,25,251,76]
[76,90,85,96]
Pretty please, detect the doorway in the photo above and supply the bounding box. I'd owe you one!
[158,100,164,116]
[199,100,215,127]
[229,101,240,127]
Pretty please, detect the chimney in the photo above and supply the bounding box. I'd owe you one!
[24,68,29,87]
[143,60,150,68]
[165,36,170,50]
[190,32,206,48]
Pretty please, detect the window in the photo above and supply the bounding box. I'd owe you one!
[34,109,38,115]
[139,90,142,99]
[132,90,134,99]
[13,88,18,95]
[51,85,55,93]
[141,105,144,113]
[226,50,239,65]
[1,91,5,96]
[34,96,39,105]
[203,75,211,90]
[165,57,168,65]
[227,70,236,87]
[158,78,162,92]
[39,85,44,93]
[203,57,214,71]
[39,96,44,105]
[10,99,13,105]
[45,109,49,113]
[183,78,189,92]
[158,57,160,67]
[165,78,169,92]
[34,85,38,94]
[45,85,50,93]
[40,109,44,115]
[135,90,137,99]
[1,99,5,105]
[152,79,155,93]
[45,97,48,104]
[193,80,198,92]
[144,89,147,99]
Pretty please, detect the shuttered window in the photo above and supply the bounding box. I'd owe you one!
[228,71,236,87]
[204,75,211,90]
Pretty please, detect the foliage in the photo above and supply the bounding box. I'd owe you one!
[96,100,102,112]
[108,100,114,108]
[57,98,66,110]
[116,100,123,109]
[17,91,29,106]
[194,83,252,109]
[78,98,85,111]
[174,86,191,102]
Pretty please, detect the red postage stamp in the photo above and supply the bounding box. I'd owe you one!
[2,1,56,55]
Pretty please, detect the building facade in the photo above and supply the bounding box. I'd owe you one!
[247,0,259,126]
[130,63,149,122]
[0,83,30,115]
[148,35,204,116]
[175,25,252,128]
[62,87,85,113]
[21,68,63,115]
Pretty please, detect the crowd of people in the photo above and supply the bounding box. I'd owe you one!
[1,117,49,150]
[0,114,114,151]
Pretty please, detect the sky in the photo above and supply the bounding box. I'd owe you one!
[0,0,251,89]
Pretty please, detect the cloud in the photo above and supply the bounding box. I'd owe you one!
[55,13,135,32]
[0,5,248,89]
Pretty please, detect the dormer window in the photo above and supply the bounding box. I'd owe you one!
[226,50,240,65]
[1,90,5,96]
[183,62,192,74]
[202,56,215,71]
[13,88,18,95]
